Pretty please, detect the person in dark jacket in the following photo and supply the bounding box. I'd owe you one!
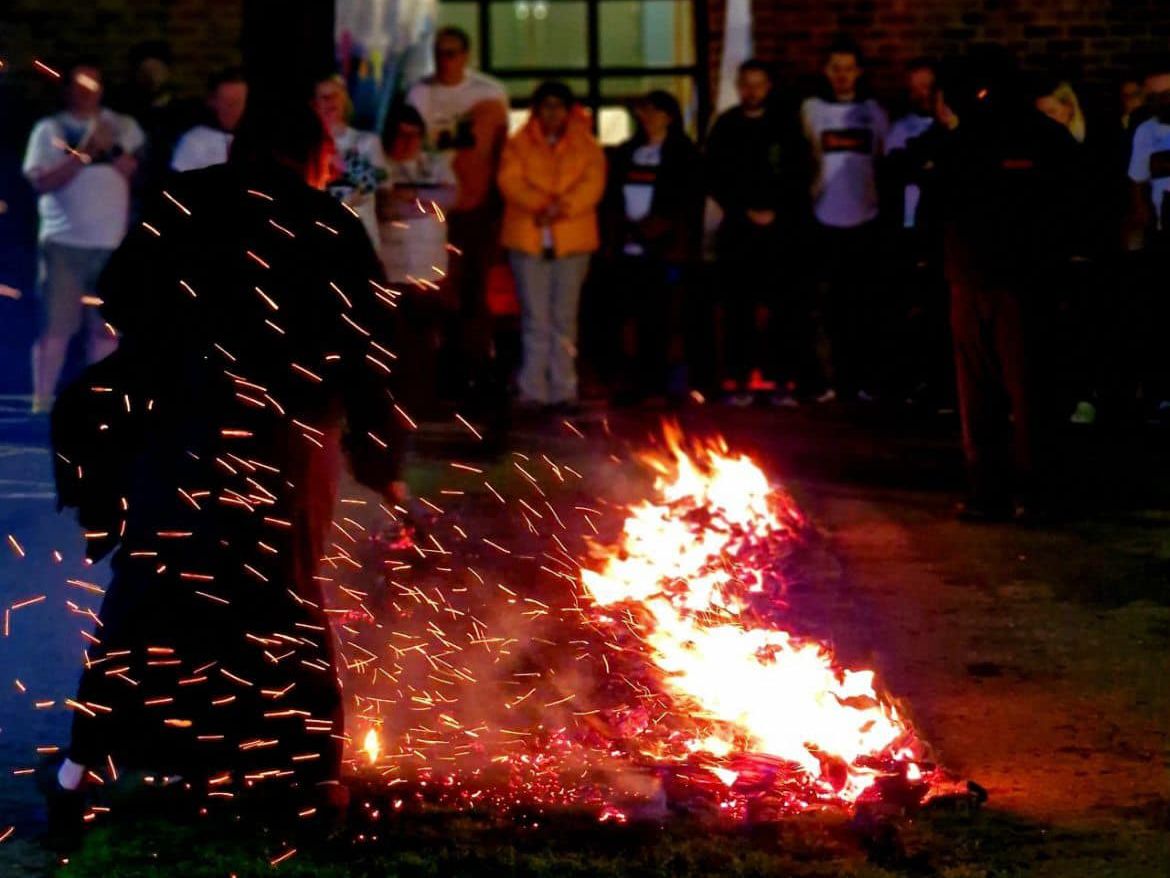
[44,100,407,841]
[926,55,1079,520]
[883,58,953,409]
[602,90,703,404]
[707,59,814,406]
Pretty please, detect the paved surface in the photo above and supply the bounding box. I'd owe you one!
[0,399,1167,873]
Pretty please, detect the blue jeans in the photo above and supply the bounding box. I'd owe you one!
[509,251,591,404]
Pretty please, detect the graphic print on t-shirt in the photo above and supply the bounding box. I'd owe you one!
[820,128,874,154]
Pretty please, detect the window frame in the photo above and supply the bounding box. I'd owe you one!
[440,0,712,136]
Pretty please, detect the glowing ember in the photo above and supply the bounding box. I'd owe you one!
[581,425,923,805]
[338,423,937,820]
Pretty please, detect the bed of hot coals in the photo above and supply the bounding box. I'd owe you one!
[333,425,983,832]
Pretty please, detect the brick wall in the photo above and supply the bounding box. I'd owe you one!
[709,0,1170,107]
[1,0,244,138]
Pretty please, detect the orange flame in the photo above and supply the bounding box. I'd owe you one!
[582,425,919,802]
[363,727,381,765]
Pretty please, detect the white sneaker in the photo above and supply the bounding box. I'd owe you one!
[815,388,837,404]
[770,392,800,409]
[726,392,755,408]
[856,389,878,404]
[1069,401,1096,425]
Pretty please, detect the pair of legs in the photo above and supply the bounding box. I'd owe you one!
[510,250,591,405]
[888,229,952,405]
[66,430,346,803]
[447,207,500,389]
[950,278,1037,509]
[33,242,118,412]
[815,221,883,398]
[611,255,687,402]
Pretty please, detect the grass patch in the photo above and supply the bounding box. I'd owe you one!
[53,804,1168,878]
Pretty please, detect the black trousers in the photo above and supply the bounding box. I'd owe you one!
[815,221,883,396]
[888,228,952,403]
[716,223,814,391]
[611,254,687,400]
[69,429,346,797]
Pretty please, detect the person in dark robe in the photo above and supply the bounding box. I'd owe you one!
[44,99,407,841]
[907,54,1078,521]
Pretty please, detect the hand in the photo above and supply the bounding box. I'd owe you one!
[85,119,117,156]
[112,153,137,179]
[747,208,776,227]
[936,95,960,130]
[537,198,565,226]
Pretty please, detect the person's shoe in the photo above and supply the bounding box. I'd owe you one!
[1069,401,1096,425]
[726,391,755,408]
[770,392,800,409]
[36,756,86,851]
[955,498,1012,523]
[815,388,838,404]
[30,395,55,416]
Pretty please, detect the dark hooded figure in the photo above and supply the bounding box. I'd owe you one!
[904,52,1078,520]
[45,99,406,840]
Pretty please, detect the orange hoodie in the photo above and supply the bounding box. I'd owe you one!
[498,109,606,257]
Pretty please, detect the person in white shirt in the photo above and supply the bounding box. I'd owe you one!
[312,74,387,244]
[884,59,953,410]
[376,106,458,286]
[22,63,144,413]
[800,37,889,404]
[406,27,510,399]
[171,68,248,173]
[376,105,459,415]
[1128,69,1170,233]
[886,60,937,229]
[405,26,508,201]
[1126,65,1170,414]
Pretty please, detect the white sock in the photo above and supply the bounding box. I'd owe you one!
[57,758,86,791]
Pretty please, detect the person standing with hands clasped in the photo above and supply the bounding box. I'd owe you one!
[23,62,144,414]
[499,82,605,413]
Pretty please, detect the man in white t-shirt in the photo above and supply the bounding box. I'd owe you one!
[171,68,248,173]
[800,37,889,403]
[1128,69,1170,233]
[406,26,510,398]
[884,59,952,409]
[22,63,144,413]
[1126,65,1170,413]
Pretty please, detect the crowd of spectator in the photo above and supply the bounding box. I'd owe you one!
[18,29,1170,519]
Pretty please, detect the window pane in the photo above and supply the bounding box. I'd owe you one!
[601,75,699,138]
[437,2,482,68]
[489,1,588,70]
[499,77,589,102]
[599,0,695,68]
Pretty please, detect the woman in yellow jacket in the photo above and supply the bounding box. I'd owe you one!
[499,82,606,408]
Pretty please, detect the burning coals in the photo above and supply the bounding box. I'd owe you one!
[343,425,958,822]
